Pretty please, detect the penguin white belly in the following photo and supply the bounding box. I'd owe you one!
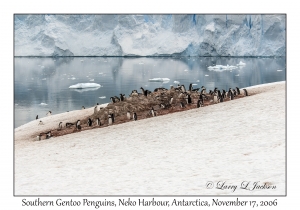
[108,118,112,125]
[127,112,130,120]
[213,95,218,103]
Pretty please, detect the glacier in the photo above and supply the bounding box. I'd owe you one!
[14,14,286,57]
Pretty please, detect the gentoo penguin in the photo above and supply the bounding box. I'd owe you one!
[94,106,98,114]
[133,112,137,121]
[46,131,51,139]
[189,83,193,91]
[199,94,204,104]
[180,102,185,108]
[243,89,249,96]
[213,92,218,103]
[46,111,52,116]
[181,85,186,92]
[233,89,237,96]
[229,90,234,100]
[76,120,81,129]
[120,94,125,101]
[222,89,227,98]
[140,87,146,96]
[110,97,116,103]
[127,111,131,120]
[58,122,62,130]
[114,96,120,102]
[219,93,224,102]
[236,87,240,95]
[108,114,112,125]
[96,118,101,126]
[87,118,92,126]
[150,107,156,117]
[187,94,192,104]
[82,106,85,110]
[38,120,44,125]
[201,86,206,94]
[169,97,174,105]
[66,122,74,127]
[111,113,115,123]
[36,115,38,120]
[228,88,232,98]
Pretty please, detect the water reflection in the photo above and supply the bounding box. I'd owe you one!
[14,57,286,128]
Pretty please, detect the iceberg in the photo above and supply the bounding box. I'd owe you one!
[148,78,170,83]
[14,15,285,57]
[208,65,238,71]
[40,103,48,105]
[237,61,246,66]
[69,83,101,89]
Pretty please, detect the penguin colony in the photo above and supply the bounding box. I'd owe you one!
[38,84,249,139]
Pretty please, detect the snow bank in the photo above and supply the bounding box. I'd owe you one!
[69,83,101,89]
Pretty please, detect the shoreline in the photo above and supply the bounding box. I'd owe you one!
[15,81,285,195]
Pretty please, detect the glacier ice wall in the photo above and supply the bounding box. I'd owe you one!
[14,14,286,57]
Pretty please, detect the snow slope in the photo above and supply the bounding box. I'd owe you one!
[14,14,286,57]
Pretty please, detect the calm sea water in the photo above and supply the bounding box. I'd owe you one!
[14,57,286,128]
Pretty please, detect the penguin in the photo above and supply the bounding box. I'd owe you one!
[111,113,115,123]
[36,115,38,120]
[160,103,166,109]
[243,89,249,96]
[114,96,120,102]
[236,87,240,95]
[94,106,98,114]
[46,111,52,116]
[96,103,99,105]
[110,97,116,103]
[46,131,51,139]
[170,85,174,90]
[150,107,156,117]
[66,122,74,128]
[199,94,204,105]
[180,102,185,108]
[82,106,85,110]
[133,112,137,121]
[38,120,44,125]
[77,125,81,130]
[108,114,112,125]
[228,88,232,98]
[222,89,226,98]
[181,85,186,92]
[233,89,237,97]
[96,118,101,126]
[187,94,192,104]
[217,90,222,98]
[76,120,81,129]
[36,134,41,141]
[169,97,173,105]
[87,118,92,126]
[120,94,125,101]
[189,83,193,91]
[127,111,131,120]
[201,86,206,94]
[213,92,218,103]
[220,93,224,102]
[58,122,62,130]
[228,90,234,100]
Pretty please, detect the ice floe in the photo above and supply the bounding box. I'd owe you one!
[237,61,246,66]
[148,78,170,83]
[99,96,106,99]
[40,103,48,105]
[208,64,238,71]
[174,81,180,84]
[69,83,101,89]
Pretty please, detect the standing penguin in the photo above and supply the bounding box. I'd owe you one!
[46,131,51,139]
[236,87,240,95]
[213,92,218,103]
[197,99,202,108]
[111,113,115,123]
[36,115,38,120]
[150,107,156,117]
[87,118,92,126]
[133,112,137,121]
[110,97,116,103]
[76,120,81,129]
[96,118,101,126]
[169,97,174,105]
[201,86,206,94]
[127,111,131,120]
[189,83,193,91]
[180,102,185,108]
[187,94,192,104]
[243,89,249,96]
[181,85,186,92]
[108,114,113,125]
[120,94,125,101]
[38,120,44,125]
[36,134,41,141]
[46,111,52,116]
[58,122,62,130]
[94,106,98,114]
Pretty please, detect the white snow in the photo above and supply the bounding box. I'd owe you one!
[69,83,101,89]
[14,82,285,195]
[14,15,285,57]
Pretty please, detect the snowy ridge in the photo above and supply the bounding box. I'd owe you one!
[14,14,286,57]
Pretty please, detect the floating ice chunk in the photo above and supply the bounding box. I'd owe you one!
[70,77,76,80]
[148,78,170,83]
[237,61,246,66]
[205,75,209,76]
[208,64,237,71]
[192,84,197,86]
[69,83,101,89]
[89,79,94,81]
[174,81,180,84]
[41,78,46,80]
[40,103,48,105]
[196,80,200,82]
[277,70,283,71]
[99,96,106,99]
